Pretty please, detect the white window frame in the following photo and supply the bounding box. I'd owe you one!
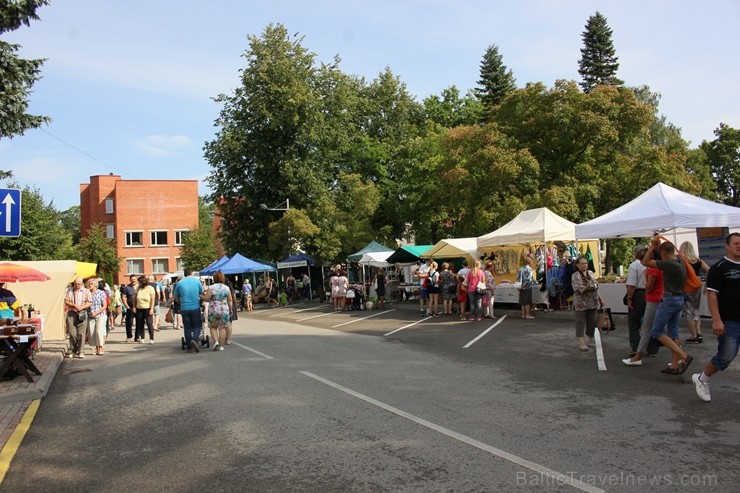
[105,198,114,214]
[151,258,169,274]
[150,230,168,246]
[105,224,115,239]
[125,231,144,247]
[126,258,145,275]
[174,229,189,246]
[175,257,184,272]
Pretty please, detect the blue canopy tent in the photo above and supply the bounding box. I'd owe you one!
[200,255,230,275]
[218,253,275,274]
[277,253,319,300]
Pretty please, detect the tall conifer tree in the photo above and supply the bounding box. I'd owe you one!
[578,11,623,93]
[475,44,516,111]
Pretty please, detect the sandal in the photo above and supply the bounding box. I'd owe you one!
[660,367,680,375]
[678,355,694,375]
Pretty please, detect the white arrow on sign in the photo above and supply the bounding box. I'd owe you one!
[2,193,15,233]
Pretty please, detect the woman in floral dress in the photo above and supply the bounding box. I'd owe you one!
[205,271,233,351]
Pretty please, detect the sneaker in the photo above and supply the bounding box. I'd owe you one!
[226,340,232,345]
[697,334,704,343]
[475,317,481,321]
[149,340,154,345]
[685,337,699,344]
[190,340,200,353]
[218,346,224,351]
[126,338,132,343]
[692,374,711,402]
[66,352,73,359]
[213,342,220,352]
[78,353,85,359]
[622,358,642,366]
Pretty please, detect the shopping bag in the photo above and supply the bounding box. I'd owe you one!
[165,308,173,324]
[597,308,615,332]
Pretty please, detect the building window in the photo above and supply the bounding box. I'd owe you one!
[105,224,115,239]
[150,230,168,246]
[174,229,189,246]
[125,231,143,247]
[152,258,169,274]
[175,257,184,272]
[105,198,114,214]
[127,259,144,275]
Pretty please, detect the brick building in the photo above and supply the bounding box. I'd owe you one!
[80,174,199,285]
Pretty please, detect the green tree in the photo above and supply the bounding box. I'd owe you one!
[179,223,218,271]
[59,205,80,244]
[77,223,122,284]
[701,123,740,206]
[0,183,72,260]
[0,0,51,141]
[578,11,623,93]
[475,44,516,112]
[423,86,483,128]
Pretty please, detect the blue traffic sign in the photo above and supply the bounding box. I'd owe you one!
[0,188,21,237]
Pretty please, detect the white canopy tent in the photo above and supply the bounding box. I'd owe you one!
[421,237,480,264]
[575,182,740,239]
[357,251,393,267]
[477,207,578,247]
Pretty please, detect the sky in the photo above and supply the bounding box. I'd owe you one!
[3,0,739,212]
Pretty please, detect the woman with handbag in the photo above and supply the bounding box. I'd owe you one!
[517,256,536,319]
[572,256,605,351]
[465,260,486,321]
[427,262,440,316]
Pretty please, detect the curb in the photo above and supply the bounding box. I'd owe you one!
[0,347,65,405]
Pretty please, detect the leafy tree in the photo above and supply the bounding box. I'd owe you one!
[0,183,72,260]
[0,0,51,140]
[578,11,623,93]
[179,223,218,271]
[59,205,80,244]
[475,44,516,113]
[267,208,320,260]
[423,86,483,128]
[701,123,740,206]
[77,223,122,284]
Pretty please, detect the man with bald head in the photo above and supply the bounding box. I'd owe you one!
[64,277,92,358]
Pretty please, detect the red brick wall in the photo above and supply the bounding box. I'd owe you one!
[79,176,198,285]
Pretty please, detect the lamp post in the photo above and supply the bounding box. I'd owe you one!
[259,199,289,211]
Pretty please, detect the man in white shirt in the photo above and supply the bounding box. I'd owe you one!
[625,245,647,354]
[416,259,431,316]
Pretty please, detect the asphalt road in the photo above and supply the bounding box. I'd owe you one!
[2,301,738,492]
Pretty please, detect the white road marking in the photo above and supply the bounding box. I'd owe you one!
[297,311,341,322]
[384,316,433,336]
[230,341,273,360]
[463,315,507,348]
[301,371,604,493]
[331,309,396,328]
[594,329,606,371]
[270,305,325,317]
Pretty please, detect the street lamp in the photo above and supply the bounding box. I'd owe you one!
[259,199,290,211]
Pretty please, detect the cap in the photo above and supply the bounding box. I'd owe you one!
[633,244,647,255]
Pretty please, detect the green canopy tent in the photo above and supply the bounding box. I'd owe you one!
[386,245,433,264]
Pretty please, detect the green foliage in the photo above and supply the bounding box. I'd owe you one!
[0,0,51,140]
[179,223,218,271]
[77,223,122,282]
[59,205,80,244]
[423,86,483,128]
[578,11,623,93]
[701,123,740,206]
[475,44,516,113]
[0,183,72,260]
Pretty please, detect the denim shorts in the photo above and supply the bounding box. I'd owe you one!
[711,320,740,371]
[419,288,428,300]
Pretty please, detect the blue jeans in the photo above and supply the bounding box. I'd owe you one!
[181,309,202,345]
[711,320,740,371]
[651,294,684,340]
[468,291,484,319]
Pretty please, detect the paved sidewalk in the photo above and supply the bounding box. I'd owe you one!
[0,341,66,453]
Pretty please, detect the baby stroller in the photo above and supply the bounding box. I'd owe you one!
[180,303,210,350]
[346,287,365,311]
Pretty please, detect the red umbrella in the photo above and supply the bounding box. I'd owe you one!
[0,263,51,283]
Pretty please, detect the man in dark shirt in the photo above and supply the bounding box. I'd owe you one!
[641,237,694,375]
[693,232,740,402]
[120,275,138,342]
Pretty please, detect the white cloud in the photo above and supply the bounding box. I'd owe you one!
[134,135,193,157]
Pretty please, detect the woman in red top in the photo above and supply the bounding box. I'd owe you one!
[623,266,664,366]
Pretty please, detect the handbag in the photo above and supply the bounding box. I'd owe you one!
[165,308,173,324]
[476,280,487,295]
[512,281,522,289]
[75,310,88,325]
[597,308,615,332]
